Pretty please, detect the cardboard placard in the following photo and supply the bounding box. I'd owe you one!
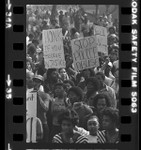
[42,28,66,69]
[71,36,99,71]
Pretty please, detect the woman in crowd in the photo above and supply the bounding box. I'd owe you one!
[47,83,68,141]
[85,115,105,143]
[101,107,119,143]
[52,109,88,143]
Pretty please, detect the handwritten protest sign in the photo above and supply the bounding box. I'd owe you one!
[42,28,66,69]
[26,92,37,143]
[93,25,108,55]
[71,36,99,71]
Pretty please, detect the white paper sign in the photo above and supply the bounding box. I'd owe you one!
[26,92,37,117]
[71,36,99,71]
[26,91,37,143]
[94,25,108,55]
[42,28,66,69]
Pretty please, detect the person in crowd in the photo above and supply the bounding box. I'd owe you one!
[77,69,95,92]
[59,68,70,82]
[92,93,111,116]
[47,83,68,141]
[101,107,119,143]
[85,77,100,107]
[95,72,117,108]
[44,69,61,94]
[59,10,64,28]
[27,44,37,63]
[85,115,105,143]
[32,74,51,142]
[52,109,88,143]
[109,49,118,63]
[68,86,93,128]
[62,12,70,30]
[63,80,75,93]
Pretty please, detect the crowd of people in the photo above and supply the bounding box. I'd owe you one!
[26,5,119,143]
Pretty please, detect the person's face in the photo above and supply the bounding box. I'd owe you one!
[96,75,104,87]
[87,82,94,91]
[97,98,107,112]
[68,91,79,104]
[54,85,65,97]
[61,120,74,134]
[26,62,31,70]
[109,28,115,34]
[33,79,41,90]
[88,93,96,106]
[87,118,99,135]
[102,115,113,130]
[83,69,91,79]
[26,76,34,88]
[110,53,117,61]
[65,83,72,92]
[51,71,59,80]
[59,69,67,79]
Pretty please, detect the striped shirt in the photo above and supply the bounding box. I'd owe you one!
[84,130,106,143]
[52,132,88,143]
[101,130,119,143]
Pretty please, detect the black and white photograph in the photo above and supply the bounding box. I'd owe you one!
[26,5,119,143]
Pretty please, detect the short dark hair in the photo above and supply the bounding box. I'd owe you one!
[58,109,79,126]
[87,115,99,123]
[101,107,119,127]
[68,86,84,101]
[64,80,75,87]
[53,82,66,91]
[93,93,111,108]
[86,77,100,91]
[96,72,105,80]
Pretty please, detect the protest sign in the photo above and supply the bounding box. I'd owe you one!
[71,36,99,71]
[42,28,66,69]
[93,25,108,55]
[26,92,37,143]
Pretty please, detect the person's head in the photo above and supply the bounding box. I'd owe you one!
[63,80,75,92]
[96,72,105,88]
[68,86,83,105]
[26,70,34,89]
[74,32,80,39]
[70,27,77,38]
[59,68,68,81]
[27,44,36,57]
[28,33,34,41]
[108,34,118,45]
[26,58,32,71]
[58,109,79,134]
[32,39,39,47]
[59,10,63,15]
[46,68,59,82]
[86,77,100,92]
[101,107,119,131]
[53,83,66,98]
[33,75,44,90]
[93,93,111,112]
[87,115,99,135]
[110,50,118,62]
[82,69,95,79]
[65,12,68,16]
[109,26,116,34]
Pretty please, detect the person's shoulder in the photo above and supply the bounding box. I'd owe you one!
[52,133,63,143]
[75,131,88,143]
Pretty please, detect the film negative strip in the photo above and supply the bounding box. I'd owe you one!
[5,0,139,150]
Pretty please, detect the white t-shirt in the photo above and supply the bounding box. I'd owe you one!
[85,132,98,143]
